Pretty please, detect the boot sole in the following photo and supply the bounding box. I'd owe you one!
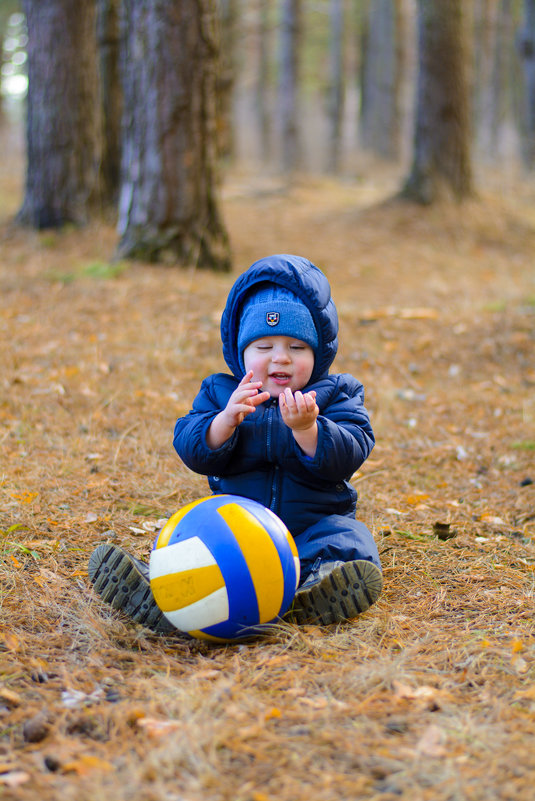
[289,559,383,625]
[88,543,174,633]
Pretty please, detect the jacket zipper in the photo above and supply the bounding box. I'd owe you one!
[266,401,280,514]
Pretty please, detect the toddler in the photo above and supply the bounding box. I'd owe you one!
[89,254,382,631]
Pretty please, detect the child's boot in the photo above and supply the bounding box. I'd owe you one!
[88,543,175,633]
[288,559,382,625]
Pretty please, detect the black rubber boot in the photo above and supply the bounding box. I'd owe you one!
[287,559,383,625]
[88,543,175,634]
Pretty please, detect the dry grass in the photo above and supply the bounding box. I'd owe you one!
[1,134,534,800]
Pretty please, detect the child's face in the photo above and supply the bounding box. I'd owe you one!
[243,335,315,397]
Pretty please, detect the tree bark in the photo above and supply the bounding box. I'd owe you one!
[518,0,535,166]
[97,0,122,206]
[279,0,302,171]
[216,0,239,161]
[116,0,230,270]
[257,0,272,162]
[18,0,101,228]
[402,0,474,203]
[327,0,344,173]
[360,0,406,161]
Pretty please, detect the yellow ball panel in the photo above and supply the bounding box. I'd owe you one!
[286,531,299,559]
[217,502,284,622]
[151,564,225,613]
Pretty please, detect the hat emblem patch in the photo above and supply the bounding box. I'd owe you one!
[266,312,279,326]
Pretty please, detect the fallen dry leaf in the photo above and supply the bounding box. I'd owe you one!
[136,718,181,738]
[415,725,447,758]
[61,756,114,776]
[513,684,535,700]
[0,687,22,707]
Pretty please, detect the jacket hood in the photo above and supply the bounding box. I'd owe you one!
[221,254,338,384]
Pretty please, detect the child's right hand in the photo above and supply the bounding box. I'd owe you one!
[220,371,270,429]
[207,371,270,450]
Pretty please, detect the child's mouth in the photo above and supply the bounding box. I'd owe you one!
[270,372,291,385]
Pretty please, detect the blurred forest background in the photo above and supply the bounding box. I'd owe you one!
[2,0,535,262]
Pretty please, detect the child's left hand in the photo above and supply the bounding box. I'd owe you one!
[279,388,318,431]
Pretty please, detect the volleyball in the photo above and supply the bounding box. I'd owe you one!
[149,495,300,641]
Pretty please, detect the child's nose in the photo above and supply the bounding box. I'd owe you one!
[272,347,291,362]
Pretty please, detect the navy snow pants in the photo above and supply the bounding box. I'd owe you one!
[293,514,381,586]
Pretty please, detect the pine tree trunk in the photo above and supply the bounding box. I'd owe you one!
[519,0,535,166]
[18,0,101,228]
[360,0,407,161]
[97,0,122,206]
[279,0,302,171]
[116,0,230,270]
[402,0,473,203]
[473,0,500,158]
[257,0,272,162]
[217,0,239,161]
[327,0,344,173]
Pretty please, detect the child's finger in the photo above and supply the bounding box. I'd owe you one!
[279,392,292,419]
[239,400,257,414]
[233,384,263,405]
[284,387,296,409]
[237,386,259,398]
[293,390,306,412]
[303,392,317,411]
[296,391,314,415]
[250,390,270,407]
[239,370,254,385]
[239,371,263,389]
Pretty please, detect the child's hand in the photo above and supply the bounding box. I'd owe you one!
[221,371,270,429]
[206,371,270,450]
[279,388,318,431]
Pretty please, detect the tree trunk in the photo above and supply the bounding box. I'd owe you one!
[489,0,520,159]
[216,0,239,161]
[327,0,344,173]
[279,0,302,171]
[473,0,500,158]
[97,0,122,206]
[518,0,535,166]
[216,0,240,159]
[18,0,101,228]
[360,0,406,161]
[116,0,230,270]
[257,0,272,162]
[402,0,473,203]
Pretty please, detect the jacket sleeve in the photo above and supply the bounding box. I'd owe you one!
[173,376,238,476]
[297,374,374,481]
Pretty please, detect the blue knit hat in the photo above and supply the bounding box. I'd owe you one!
[237,284,318,368]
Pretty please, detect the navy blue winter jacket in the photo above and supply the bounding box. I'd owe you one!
[173,254,374,537]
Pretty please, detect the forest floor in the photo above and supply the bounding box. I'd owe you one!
[0,142,534,801]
